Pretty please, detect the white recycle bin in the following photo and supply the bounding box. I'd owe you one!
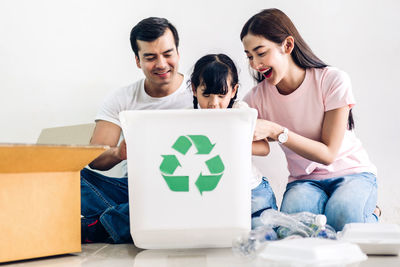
[119,109,257,249]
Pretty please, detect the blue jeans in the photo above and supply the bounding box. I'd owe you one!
[280,172,378,231]
[81,168,131,243]
[251,177,278,229]
[81,169,277,242]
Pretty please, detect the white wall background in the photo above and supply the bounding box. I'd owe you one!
[1,0,399,223]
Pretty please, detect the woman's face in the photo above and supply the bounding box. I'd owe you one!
[193,77,238,109]
[242,33,289,86]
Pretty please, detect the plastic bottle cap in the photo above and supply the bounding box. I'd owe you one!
[315,215,327,227]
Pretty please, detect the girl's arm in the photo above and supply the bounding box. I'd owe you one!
[254,106,349,165]
[252,140,270,156]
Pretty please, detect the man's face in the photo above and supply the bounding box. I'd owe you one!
[135,29,180,89]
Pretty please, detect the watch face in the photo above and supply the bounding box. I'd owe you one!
[278,133,288,143]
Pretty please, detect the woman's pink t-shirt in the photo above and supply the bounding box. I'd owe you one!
[244,67,377,182]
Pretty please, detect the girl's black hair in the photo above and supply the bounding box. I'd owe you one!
[240,8,354,130]
[190,54,239,109]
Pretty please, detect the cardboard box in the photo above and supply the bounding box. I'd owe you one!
[0,144,107,263]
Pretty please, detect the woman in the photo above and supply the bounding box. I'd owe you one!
[240,8,378,230]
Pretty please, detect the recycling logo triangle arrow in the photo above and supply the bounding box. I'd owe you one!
[159,135,224,195]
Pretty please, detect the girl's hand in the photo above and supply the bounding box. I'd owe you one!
[252,139,270,156]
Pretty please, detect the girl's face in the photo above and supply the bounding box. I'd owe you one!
[242,33,291,86]
[193,78,238,109]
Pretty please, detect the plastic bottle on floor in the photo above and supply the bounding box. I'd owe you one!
[232,226,278,257]
[233,210,337,258]
[288,211,336,239]
[260,209,336,239]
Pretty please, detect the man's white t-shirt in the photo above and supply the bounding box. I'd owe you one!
[96,77,193,126]
[95,76,193,176]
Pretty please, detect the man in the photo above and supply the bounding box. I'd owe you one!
[81,17,192,244]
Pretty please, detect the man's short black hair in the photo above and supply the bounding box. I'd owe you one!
[130,17,179,57]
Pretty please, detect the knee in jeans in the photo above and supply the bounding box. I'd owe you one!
[281,188,326,214]
[280,200,299,214]
[325,202,363,231]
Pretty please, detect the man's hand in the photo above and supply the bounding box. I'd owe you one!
[88,120,124,171]
[117,139,127,161]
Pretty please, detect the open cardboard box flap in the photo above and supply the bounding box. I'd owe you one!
[0,144,108,173]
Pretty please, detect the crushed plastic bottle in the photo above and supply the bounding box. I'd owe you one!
[260,209,336,239]
[287,211,336,239]
[312,216,336,239]
[260,209,315,237]
[232,226,277,257]
[233,210,337,258]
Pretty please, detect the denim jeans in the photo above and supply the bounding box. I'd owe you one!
[81,168,131,243]
[81,169,277,242]
[251,177,278,229]
[280,172,378,231]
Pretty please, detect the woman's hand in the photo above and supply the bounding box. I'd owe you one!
[253,119,282,141]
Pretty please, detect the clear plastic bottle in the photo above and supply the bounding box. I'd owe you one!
[260,209,336,239]
[260,209,314,237]
[233,210,337,258]
[232,226,277,257]
[289,212,336,239]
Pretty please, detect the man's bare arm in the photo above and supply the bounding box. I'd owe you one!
[88,120,126,170]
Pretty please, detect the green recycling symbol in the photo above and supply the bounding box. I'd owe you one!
[159,135,225,195]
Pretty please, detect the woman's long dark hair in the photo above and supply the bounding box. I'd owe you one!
[190,54,239,109]
[240,8,354,130]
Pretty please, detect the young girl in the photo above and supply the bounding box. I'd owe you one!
[240,8,378,231]
[190,53,277,229]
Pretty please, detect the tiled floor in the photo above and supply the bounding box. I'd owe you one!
[2,243,400,267]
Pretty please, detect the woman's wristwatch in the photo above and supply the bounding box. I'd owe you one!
[278,127,289,144]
